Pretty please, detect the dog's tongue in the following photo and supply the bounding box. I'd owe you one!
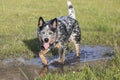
[43,43,50,49]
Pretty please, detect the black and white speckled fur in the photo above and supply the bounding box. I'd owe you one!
[37,0,81,65]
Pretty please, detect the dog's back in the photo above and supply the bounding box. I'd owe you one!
[55,16,80,43]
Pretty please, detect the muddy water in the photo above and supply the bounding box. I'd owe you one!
[0,45,114,80]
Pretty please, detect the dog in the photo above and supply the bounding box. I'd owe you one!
[37,0,81,65]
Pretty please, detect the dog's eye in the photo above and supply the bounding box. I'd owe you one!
[49,32,53,35]
[41,32,45,34]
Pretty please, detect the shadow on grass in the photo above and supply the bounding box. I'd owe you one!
[23,38,58,58]
[23,38,41,57]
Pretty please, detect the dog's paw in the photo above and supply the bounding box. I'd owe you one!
[48,59,64,66]
[42,63,48,66]
[48,59,58,65]
[76,56,80,58]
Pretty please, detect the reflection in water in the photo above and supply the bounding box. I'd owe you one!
[39,64,64,78]
[39,65,48,77]
[0,45,114,80]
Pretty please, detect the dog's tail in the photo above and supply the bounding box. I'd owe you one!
[67,0,76,19]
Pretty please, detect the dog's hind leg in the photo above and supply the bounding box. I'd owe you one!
[70,35,80,57]
[70,22,81,57]
[74,43,80,57]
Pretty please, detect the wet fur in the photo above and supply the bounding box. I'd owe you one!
[37,1,81,65]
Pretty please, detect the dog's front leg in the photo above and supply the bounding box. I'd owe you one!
[57,43,67,63]
[39,49,50,65]
[58,47,66,63]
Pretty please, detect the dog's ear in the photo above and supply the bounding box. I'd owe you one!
[51,18,57,29]
[38,17,45,27]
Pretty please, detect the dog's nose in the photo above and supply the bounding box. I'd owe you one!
[44,38,49,42]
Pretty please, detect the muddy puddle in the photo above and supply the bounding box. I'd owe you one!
[0,45,114,80]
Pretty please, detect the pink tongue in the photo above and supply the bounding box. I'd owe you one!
[43,43,50,49]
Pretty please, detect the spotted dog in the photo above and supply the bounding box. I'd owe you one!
[37,0,81,65]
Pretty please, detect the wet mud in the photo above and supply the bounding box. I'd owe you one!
[0,45,114,80]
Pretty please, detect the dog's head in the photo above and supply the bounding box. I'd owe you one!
[37,17,57,49]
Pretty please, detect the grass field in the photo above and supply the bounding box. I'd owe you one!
[0,0,120,79]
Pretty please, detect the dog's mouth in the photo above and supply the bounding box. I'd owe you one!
[42,38,56,49]
[43,42,50,49]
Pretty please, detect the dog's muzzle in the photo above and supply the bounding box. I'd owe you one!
[43,38,50,49]
[44,38,49,42]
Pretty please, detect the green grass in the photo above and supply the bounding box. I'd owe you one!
[37,61,120,80]
[0,0,120,79]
